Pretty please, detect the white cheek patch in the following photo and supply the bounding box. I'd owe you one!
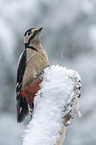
[24,36,30,43]
[24,36,28,43]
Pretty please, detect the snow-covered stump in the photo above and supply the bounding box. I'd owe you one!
[22,65,81,145]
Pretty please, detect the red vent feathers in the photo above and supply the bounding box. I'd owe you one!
[20,77,42,105]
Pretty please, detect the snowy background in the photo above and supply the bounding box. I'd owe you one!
[0,0,96,145]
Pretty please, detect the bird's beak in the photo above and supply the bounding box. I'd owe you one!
[35,27,43,35]
[29,27,43,42]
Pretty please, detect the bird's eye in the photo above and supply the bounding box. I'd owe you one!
[27,32,31,36]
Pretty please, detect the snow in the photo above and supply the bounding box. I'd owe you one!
[0,0,96,145]
[23,65,81,145]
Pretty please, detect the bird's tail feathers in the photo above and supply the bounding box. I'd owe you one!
[17,97,29,123]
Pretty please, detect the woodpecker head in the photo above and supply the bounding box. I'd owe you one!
[24,27,43,48]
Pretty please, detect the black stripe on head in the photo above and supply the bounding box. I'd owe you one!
[25,32,36,48]
[25,43,28,48]
[24,28,35,36]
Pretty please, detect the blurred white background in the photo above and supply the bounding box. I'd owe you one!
[0,0,96,145]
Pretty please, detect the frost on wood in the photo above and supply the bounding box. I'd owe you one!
[22,65,81,145]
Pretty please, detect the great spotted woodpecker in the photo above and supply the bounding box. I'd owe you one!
[16,27,49,123]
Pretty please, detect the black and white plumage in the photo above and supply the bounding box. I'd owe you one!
[16,27,49,123]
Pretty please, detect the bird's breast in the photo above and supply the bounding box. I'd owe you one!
[22,48,49,87]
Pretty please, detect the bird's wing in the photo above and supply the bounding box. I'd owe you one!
[16,49,29,123]
[16,50,26,88]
